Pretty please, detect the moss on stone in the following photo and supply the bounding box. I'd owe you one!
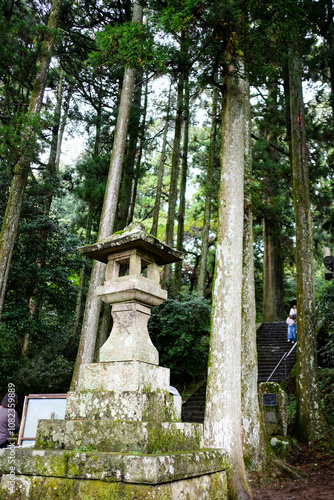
[0,472,228,499]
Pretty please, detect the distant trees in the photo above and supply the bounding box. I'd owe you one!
[0,0,333,462]
[0,0,62,317]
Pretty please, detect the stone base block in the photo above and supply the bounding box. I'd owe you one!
[0,471,228,499]
[0,448,228,484]
[35,420,203,453]
[80,361,170,392]
[65,389,181,422]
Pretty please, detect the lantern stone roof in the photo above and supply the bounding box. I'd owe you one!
[78,222,184,266]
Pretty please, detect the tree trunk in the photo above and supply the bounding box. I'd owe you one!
[114,70,143,231]
[47,68,63,179]
[0,0,62,318]
[289,42,327,444]
[325,0,334,122]
[71,203,93,342]
[261,86,286,322]
[55,84,73,170]
[241,79,269,470]
[128,74,149,224]
[173,73,189,295]
[164,71,184,288]
[203,64,253,499]
[150,83,172,237]
[262,213,285,322]
[197,85,218,296]
[71,1,143,391]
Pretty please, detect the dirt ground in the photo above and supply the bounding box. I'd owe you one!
[252,443,334,499]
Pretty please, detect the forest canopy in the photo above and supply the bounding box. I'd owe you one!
[0,0,333,408]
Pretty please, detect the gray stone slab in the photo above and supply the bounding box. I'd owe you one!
[80,361,170,392]
[0,448,228,484]
[35,420,203,453]
[65,390,181,421]
[0,470,228,499]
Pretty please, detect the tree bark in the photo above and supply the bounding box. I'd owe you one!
[262,213,285,322]
[114,70,143,231]
[173,73,189,295]
[197,85,218,296]
[163,71,184,288]
[289,42,327,444]
[203,63,253,499]
[150,83,172,237]
[325,0,334,123]
[55,84,73,170]
[241,79,269,470]
[0,0,62,318]
[47,68,63,179]
[128,74,149,224]
[71,1,143,390]
[71,203,93,342]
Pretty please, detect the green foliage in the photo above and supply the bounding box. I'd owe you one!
[148,297,211,387]
[316,281,334,367]
[89,21,166,71]
[318,369,334,425]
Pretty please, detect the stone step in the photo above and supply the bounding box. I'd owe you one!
[36,420,204,454]
[182,322,296,424]
[0,448,228,487]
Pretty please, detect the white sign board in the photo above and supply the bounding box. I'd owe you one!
[18,394,67,447]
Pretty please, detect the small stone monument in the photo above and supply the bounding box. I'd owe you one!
[0,223,228,499]
[258,382,287,437]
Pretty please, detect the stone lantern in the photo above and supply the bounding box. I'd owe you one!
[0,222,229,499]
[79,222,182,365]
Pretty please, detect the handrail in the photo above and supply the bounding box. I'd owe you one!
[266,342,297,382]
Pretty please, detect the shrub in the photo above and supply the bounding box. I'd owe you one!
[148,298,211,388]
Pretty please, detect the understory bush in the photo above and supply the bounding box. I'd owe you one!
[148,297,211,388]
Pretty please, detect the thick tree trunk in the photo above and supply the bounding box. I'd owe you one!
[151,83,172,237]
[289,42,327,444]
[262,213,285,322]
[204,65,253,499]
[0,0,62,318]
[241,80,269,470]
[164,72,184,287]
[173,74,189,295]
[71,1,143,390]
[197,85,218,296]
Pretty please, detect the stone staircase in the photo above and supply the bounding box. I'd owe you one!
[257,321,297,383]
[182,322,297,423]
[181,382,207,424]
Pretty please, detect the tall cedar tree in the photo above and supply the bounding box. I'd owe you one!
[204,60,253,499]
[0,0,62,317]
[288,40,327,443]
[71,0,143,390]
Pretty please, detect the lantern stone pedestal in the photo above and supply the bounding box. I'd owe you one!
[0,223,228,499]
